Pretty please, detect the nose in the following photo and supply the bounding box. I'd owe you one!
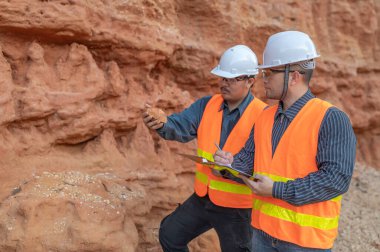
[220,79,229,87]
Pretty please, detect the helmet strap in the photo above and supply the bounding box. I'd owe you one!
[281,64,290,101]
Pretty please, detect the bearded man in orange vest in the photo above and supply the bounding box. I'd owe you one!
[143,45,267,252]
[214,31,356,252]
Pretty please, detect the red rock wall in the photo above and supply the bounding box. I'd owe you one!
[0,0,378,251]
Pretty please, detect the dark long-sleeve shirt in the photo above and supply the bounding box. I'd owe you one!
[157,92,255,183]
[233,90,357,206]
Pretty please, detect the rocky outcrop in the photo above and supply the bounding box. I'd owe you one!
[0,0,378,251]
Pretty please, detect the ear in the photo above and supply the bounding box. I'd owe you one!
[289,71,302,86]
[247,78,255,88]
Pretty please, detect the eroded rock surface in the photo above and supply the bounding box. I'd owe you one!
[0,0,378,251]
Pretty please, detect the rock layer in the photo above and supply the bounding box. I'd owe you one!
[0,0,378,251]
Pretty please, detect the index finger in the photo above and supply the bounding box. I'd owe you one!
[215,149,228,156]
[240,175,258,187]
[143,115,154,123]
[239,175,252,184]
[254,173,266,181]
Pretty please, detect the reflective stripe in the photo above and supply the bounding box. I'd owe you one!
[198,149,252,177]
[197,148,214,161]
[255,171,293,183]
[196,171,208,185]
[330,195,342,202]
[255,172,342,203]
[254,199,339,230]
[209,180,251,195]
[197,149,251,195]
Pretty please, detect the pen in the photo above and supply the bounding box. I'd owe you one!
[214,142,222,151]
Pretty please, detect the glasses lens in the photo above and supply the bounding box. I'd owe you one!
[221,78,235,84]
[235,76,247,81]
[221,76,248,84]
[263,69,287,79]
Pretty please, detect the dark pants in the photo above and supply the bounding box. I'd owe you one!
[159,193,252,252]
[251,227,332,252]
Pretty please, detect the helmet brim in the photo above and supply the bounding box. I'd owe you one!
[258,55,320,69]
[211,67,258,78]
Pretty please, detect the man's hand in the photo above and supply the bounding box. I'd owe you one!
[239,174,274,197]
[213,150,233,165]
[142,104,166,130]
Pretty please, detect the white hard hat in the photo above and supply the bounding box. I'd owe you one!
[259,31,320,69]
[211,45,259,78]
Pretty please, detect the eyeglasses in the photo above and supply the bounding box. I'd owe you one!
[221,76,249,84]
[262,69,305,79]
[262,69,287,79]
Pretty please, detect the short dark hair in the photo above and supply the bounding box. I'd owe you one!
[303,69,314,84]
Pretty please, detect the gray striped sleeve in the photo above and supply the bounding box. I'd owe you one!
[232,127,255,174]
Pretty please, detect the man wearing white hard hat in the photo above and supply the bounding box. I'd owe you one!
[214,31,356,251]
[142,45,267,251]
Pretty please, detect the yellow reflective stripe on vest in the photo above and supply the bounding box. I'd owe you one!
[196,171,208,185]
[330,195,342,202]
[209,180,251,195]
[254,199,339,230]
[197,148,214,161]
[214,165,240,176]
[197,149,251,195]
[254,171,293,183]
[255,172,342,203]
[197,149,249,177]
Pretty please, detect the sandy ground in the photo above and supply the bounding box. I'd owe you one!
[334,164,380,252]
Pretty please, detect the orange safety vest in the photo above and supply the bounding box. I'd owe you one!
[252,98,342,249]
[194,94,267,208]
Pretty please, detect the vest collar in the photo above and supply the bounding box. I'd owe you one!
[219,92,254,115]
[275,89,315,121]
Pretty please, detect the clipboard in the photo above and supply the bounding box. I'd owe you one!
[177,153,252,178]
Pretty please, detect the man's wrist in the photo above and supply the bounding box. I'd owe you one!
[273,181,285,199]
[155,122,166,133]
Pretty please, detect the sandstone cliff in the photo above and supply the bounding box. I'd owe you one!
[0,1,378,251]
